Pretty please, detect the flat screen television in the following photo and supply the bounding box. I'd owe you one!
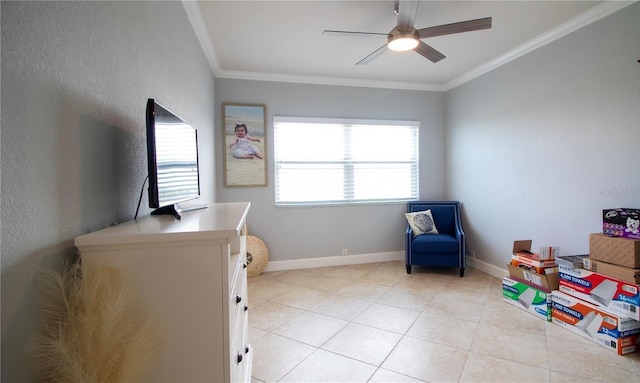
[146,98,203,219]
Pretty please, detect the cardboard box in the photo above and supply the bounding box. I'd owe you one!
[511,256,557,274]
[556,254,589,273]
[559,267,640,320]
[539,246,559,261]
[589,233,640,268]
[503,277,552,321]
[511,240,558,273]
[551,290,640,355]
[583,257,595,271]
[507,263,559,292]
[603,208,640,240]
[585,259,640,285]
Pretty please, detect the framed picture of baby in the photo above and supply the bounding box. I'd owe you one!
[222,103,267,187]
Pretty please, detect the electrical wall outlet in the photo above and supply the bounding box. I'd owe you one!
[342,249,348,256]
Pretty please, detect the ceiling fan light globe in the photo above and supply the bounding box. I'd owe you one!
[388,36,418,51]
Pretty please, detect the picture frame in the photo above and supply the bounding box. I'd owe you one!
[222,103,267,187]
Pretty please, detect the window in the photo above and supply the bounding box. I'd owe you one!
[274,116,419,206]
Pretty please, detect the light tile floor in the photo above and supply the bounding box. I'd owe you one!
[248,261,640,382]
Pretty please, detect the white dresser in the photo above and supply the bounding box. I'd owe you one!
[74,202,252,383]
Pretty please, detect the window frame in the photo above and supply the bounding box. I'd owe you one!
[273,116,420,207]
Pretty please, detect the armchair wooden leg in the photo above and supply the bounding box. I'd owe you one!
[406,264,412,274]
[459,267,465,277]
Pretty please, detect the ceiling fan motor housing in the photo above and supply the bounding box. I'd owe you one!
[388,31,419,51]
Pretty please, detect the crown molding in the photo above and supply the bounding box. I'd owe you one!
[181,0,444,91]
[184,0,636,93]
[443,0,637,91]
[215,69,447,92]
[182,0,219,77]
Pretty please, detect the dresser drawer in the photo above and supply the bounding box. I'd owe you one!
[229,265,247,339]
[231,301,250,383]
[230,321,243,383]
[228,248,246,292]
[228,228,247,289]
[229,263,246,305]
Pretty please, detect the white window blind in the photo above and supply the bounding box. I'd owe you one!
[274,116,419,206]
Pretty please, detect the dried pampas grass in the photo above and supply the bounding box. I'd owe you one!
[32,261,160,383]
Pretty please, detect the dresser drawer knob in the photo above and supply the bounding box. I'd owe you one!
[245,346,250,354]
[236,353,243,364]
[243,262,247,269]
[244,305,248,312]
[235,295,242,304]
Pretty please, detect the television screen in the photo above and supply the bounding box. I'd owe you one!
[146,99,201,218]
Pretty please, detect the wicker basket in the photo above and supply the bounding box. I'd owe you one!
[246,235,269,277]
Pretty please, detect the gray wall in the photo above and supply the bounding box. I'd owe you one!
[445,2,640,269]
[215,79,445,261]
[1,2,216,381]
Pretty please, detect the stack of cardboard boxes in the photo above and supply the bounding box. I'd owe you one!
[502,208,640,355]
[555,208,640,355]
[503,241,559,321]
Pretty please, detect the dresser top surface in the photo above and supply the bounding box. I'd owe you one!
[75,202,250,247]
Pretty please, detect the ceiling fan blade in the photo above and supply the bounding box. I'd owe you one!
[356,44,388,65]
[396,0,419,32]
[417,17,492,39]
[323,30,389,38]
[414,41,445,63]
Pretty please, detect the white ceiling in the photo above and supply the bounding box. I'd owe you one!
[184,1,631,91]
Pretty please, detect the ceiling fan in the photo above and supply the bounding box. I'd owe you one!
[323,0,492,65]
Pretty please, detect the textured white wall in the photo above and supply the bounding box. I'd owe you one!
[445,2,640,268]
[1,2,215,381]
[215,79,446,261]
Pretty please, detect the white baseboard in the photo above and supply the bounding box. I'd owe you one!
[465,256,509,280]
[263,251,405,272]
[263,252,509,279]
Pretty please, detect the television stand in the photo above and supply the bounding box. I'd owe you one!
[178,203,208,213]
[151,203,209,219]
[150,204,182,219]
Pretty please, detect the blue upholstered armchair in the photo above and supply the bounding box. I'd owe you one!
[405,201,466,277]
